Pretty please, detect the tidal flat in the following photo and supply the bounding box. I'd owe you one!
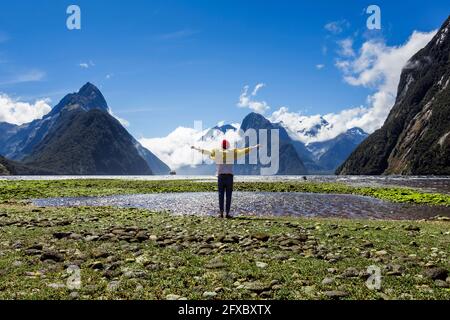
[0,179,449,300]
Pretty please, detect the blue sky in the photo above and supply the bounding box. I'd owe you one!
[0,0,449,139]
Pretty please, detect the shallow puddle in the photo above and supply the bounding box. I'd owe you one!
[32,192,450,220]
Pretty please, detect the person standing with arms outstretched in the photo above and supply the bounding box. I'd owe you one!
[191,140,260,218]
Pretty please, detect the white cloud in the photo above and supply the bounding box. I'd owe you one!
[0,93,51,125]
[252,83,265,95]
[139,124,241,170]
[316,64,325,70]
[79,61,95,69]
[337,38,355,57]
[324,20,349,34]
[237,84,270,114]
[270,29,436,143]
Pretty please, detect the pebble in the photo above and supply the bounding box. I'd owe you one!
[205,258,227,269]
[202,291,217,299]
[341,267,359,278]
[434,280,449,288]
[53,232,72,239]
[40,251,64,262]
[321,277,335,285]
[375,250,388,256]
[12,260,23,267]
[251,233,270,242]
[165,294,181,300]
[256,261,268,269]
[47,283,66,289]
[324,290,348,299]
[423,267,448,280]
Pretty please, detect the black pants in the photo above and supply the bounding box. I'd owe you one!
[218,174,234,214]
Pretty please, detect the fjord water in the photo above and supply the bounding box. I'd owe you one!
[23,175,450,220]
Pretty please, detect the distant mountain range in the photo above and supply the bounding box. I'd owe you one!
[338,15,450,175]
[178,112,368,175]
[0,83,170,175]
[0,83,368,176]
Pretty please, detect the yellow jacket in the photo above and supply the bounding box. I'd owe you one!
[193,146,257,175]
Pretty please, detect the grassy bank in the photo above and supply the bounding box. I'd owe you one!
[1,179,449,206]
[0,203,449,300]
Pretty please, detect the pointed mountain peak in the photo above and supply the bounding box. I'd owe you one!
[78,82,101,96]
[346,127,368,136]
[241,112,271,131]
[48,82,108,116]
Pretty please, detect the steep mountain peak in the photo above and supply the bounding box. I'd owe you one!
[212,124,236,133]
[346,127,368,137]
[297,116,331,138]
[241,112,272,131]
[48,82,108,116]
[78,82,102,97]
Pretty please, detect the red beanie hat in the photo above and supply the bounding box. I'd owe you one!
[222,139,230,149]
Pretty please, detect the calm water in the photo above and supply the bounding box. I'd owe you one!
[33,192,450,220]
[3,175,450,194]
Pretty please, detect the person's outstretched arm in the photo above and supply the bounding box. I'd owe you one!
[234,144,260,159]
[191,146,213,156]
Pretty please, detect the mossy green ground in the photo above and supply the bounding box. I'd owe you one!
[1,179,449,206]
[0,179,449,300]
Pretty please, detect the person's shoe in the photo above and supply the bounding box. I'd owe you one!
[218,212,224,218]
[225,213,233,219]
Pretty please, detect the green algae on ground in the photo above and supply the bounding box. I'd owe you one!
[0,179,449,206]
[0,203,448,300]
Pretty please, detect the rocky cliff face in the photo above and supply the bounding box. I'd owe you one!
[338,16,450,175]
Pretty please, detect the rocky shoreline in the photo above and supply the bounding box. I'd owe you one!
[0,203,449,300]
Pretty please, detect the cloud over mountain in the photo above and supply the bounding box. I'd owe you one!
[270,29,437,143]
[0,94,51,125]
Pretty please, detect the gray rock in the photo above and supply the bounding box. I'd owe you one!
[434,280,449,288]
[423,267,448,280]
[85,235,99,241]
[321,277,335,285]
[251,233,270,242]
[243,281,271,293]
[256,261,268,269]
[202,291,217,299]
[53,232,72,239]
[324,290,349,299]
[40,251,64,262]
[341,267,359,278]
[205,258,227,269]
[88,261,104,270]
